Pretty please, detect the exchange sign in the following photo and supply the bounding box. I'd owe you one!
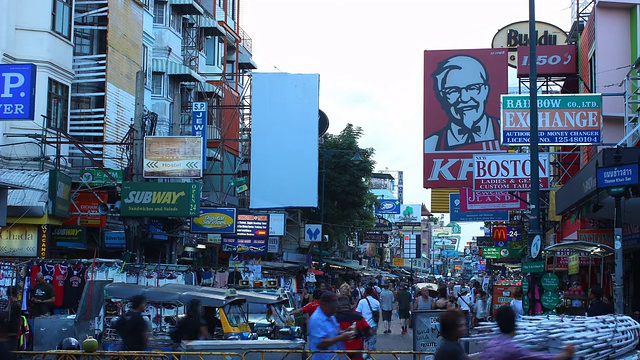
[473,153,550,191]
[501,94,602,146]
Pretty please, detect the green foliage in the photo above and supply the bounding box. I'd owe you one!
[306,124,377,252]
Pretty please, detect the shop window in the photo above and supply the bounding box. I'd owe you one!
[152,73,164,96]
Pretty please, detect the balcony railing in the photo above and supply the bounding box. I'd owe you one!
[239,27,252,54]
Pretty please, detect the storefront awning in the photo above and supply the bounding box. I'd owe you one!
[202,82,223,97]
[323,258,365,271]
[260,261,302,271]
[168,0,204,15]
[0,170,49,217]
[152,59,204,83]
[545,241,614,258]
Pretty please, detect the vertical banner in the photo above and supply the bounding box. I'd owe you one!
[423,49,508,189]
[192,102,208,170]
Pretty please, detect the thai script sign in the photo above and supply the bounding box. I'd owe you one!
[501,94,602,145]
[473,153,550,191]
[597,163,638,189]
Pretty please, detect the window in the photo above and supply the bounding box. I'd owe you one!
[229,0,236,20]
[47,78,70,131]
[153,1,166,25]
[142,45,151,86]
[168,79,175,100]
[205,36,224,67]
[218,0,224,7]
[588,55,596,93]
[52,0,72,39]
[225,61,235,82]
[169,8,182,34]
[152,73,164,96]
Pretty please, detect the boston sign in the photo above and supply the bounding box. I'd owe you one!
[473,153,550,191]
[501,94,602,146]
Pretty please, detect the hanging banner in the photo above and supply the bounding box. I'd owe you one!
[221,236,267,255]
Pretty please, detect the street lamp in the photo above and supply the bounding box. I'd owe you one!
[319,149,363,266]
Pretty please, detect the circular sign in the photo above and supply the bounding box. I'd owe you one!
[523,296,530,313]
[500,248,510,258]
[541,273,559,291]
[522,277,529,294]
[531,235,541,259]
[541,291,560,309]
[615,234,622,250]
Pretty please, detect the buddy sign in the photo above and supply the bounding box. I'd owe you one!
[120,182,200,217]
[501,94,602,145]
[491,21,568,67]
[473,153,550,191]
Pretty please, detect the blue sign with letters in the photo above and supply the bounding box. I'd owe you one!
[597,164,639,188]
[375,199,400,214]
[0,64,37,120]
[449,193,509,222]
[221,236,267,255]
[104,231,126,249]
[192,102,208,169]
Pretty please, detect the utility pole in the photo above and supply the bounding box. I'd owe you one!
[527,0,543,315]
[613,150,624,313]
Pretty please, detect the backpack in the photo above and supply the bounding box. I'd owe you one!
[113,314,128,335]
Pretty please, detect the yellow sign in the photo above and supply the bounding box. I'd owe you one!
[568,254,579,275]
[392,258,405,267]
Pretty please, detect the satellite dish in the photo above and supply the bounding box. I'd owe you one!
[318,110,329,136]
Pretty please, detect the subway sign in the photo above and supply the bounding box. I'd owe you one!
[120,182,200,217]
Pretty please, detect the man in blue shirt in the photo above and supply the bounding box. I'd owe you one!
[308,291,354,360]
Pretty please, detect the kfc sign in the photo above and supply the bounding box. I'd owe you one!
[423,49,508,189]
[473,153,550,191]
[517,45,577,78]
[460,187,527,211]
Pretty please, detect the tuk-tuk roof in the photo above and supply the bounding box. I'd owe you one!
[162,283,286,305]
[141,286,183,304]
[178,291,246,308]
[104,283,151,300]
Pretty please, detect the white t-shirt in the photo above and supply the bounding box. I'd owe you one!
[356,295,381,328]
[457,294,472,311]
[510,299,524,317]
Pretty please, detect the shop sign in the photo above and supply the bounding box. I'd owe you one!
[501,94,602,146]
[450,194,509,222]
[80,169,123,186]
[0,225,38,257]
[104,231,126,249]
[460,188,527,211]
[473,153,550,191]
[191,102,208,170]
[361,232,389,244]
[517,45,577,77]
[120,182,200,217]
[392,258,405,267]
[205,234,222,245]
[0,63,37,120]
[268,237,279,253]
[476,236,493,247]
[268,213,286,236]
[577,229,614,247]
[568,254,579,275]
[541,291,560,309]
[423,49,508,189]
[374,216,393,231]
[48,170,72,218]
[191,208,236,233]
[491,21,568,67]
[521,261,545,273]
[236,213,269,238]
[541,272,559,291]
[51,225,86,249]
[143,136,203,178]
[375,199,400,214]
[481,246,522,259]
[39,225,48,259]
[596,163,638,189]
[64,191,108,228]
[221,236,267,255]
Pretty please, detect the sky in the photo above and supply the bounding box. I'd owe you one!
[241,0,574,244]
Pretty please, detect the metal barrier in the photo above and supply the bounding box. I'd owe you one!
[14,351,243,360]
[14,350,434,360]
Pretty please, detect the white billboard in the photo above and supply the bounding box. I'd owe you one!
[473,153,550,191]
[143,136,203,178]
[250,73,320,209]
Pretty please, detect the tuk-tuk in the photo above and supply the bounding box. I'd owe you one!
[177,290,257,340]
[234,289,302,340]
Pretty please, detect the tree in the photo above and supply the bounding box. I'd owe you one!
[307,124,377,253]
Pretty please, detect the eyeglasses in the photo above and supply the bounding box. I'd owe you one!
[440,83,486,101]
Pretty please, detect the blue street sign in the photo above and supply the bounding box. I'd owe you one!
[450,193,509,222]
[597,164,639,189]
[0,63,37,120]
[192,102,208,170]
